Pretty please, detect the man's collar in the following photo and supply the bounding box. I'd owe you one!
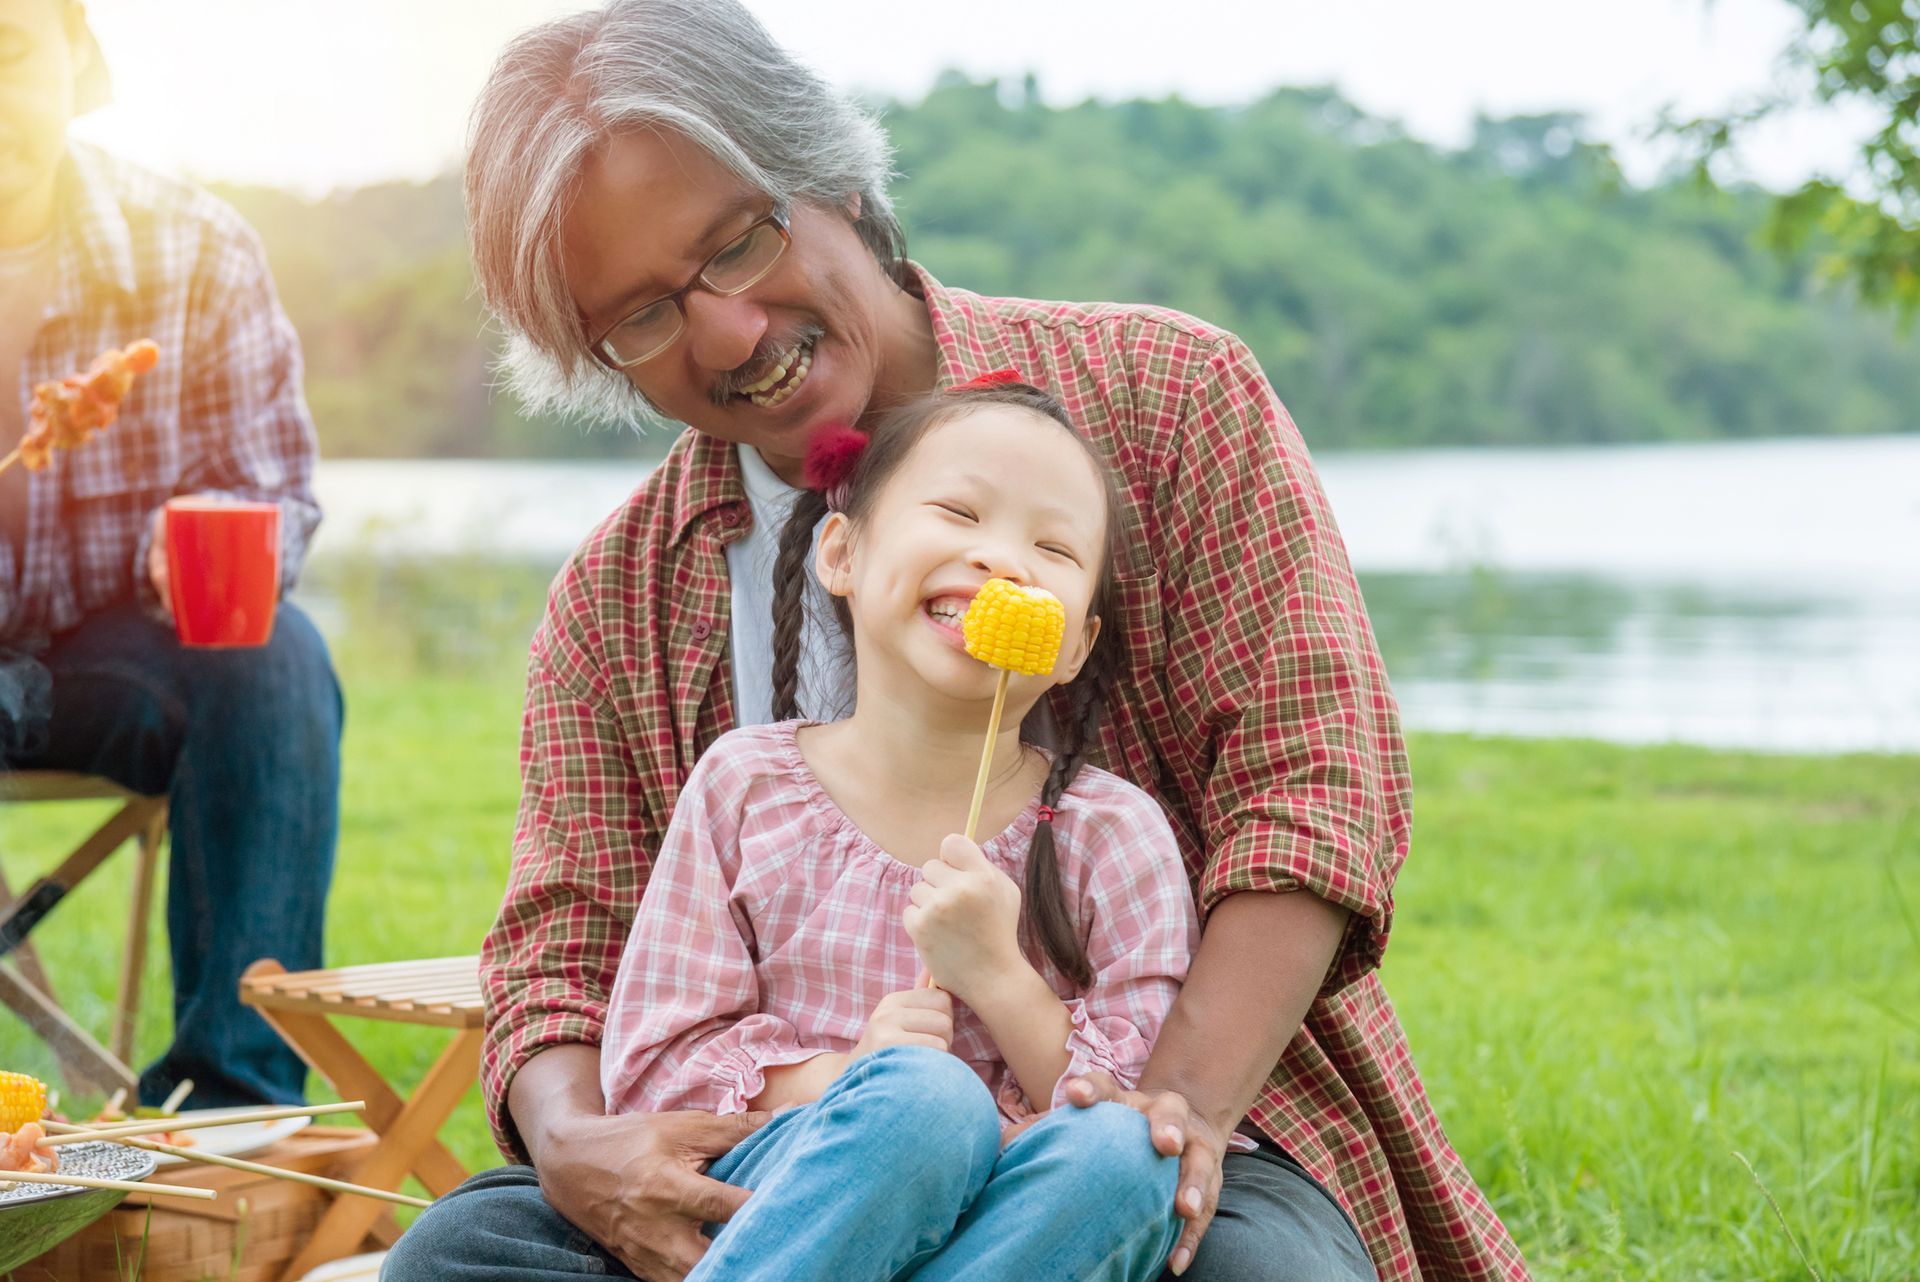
[666,259,1017,543]
[905,261,1022,391]
[48,144,139,314]
[669,428,747,544]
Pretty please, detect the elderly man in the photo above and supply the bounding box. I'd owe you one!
[390,2,1528,1279]
[0,0,338,1108]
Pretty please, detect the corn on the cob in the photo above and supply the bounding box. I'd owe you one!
[962,579,1066,676]
[0,1070,48,1131]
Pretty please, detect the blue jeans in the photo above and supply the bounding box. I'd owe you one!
[386,1047,1181,1282]
[7,600,341,1107]
[693,1047,1179,1281]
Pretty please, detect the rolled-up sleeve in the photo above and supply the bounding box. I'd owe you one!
[1157,336,1410,993]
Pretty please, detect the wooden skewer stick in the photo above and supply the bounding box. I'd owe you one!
[0,446,20,477]
[160,1079,195,1115]
[44,1101,365,1147]
[923,670,1014,992]
[96,1135,432,1209]
[0,1169,216,1199]
[961,670,1013,843]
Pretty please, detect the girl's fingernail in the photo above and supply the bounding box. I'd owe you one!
[1170,1247,1191,1274]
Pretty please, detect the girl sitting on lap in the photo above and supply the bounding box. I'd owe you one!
[602,376,1200,1281]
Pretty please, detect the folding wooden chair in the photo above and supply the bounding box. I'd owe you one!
[241,955,483,1282]
[0,770,167,1094]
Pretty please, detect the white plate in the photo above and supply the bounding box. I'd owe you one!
[146,1108,314,1166]
[298,1251,387,1281]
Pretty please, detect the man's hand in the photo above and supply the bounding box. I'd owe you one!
[904,833,1024,1000]
[1063,1072,1228,1277]
[534,1106,769,1282]
[852,982,954,1057]
[145,506,172,614]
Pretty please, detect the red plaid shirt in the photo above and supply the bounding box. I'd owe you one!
[485,265,1529,1280]
[2,144,319,645]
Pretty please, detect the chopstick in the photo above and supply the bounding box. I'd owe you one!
[0,1169,216,1199]
[93,1134,431,1209]
[44,1101,365,1147]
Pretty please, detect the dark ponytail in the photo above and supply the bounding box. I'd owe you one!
[772,380,1125,991]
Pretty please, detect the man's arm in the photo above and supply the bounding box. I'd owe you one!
[1142,890,1348,1274]
[510,1043,764,1282]
[1072,333,1408,1273]
[482,569,764,1282]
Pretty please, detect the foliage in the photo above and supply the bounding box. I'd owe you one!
[1671,0,1920,317]
[211,80,1920,459]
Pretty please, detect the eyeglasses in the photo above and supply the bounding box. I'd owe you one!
[587,205,792,369]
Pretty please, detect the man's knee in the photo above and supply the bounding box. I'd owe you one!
[385,1167,603,1281]
[185,601,341,730]
[1172,1153,1377,1282]
[1177,1211,1376,1282]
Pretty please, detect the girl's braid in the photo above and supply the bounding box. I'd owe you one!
[1022,630,1124,990]
[770,489,830,723]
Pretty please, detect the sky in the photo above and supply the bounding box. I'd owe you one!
[70,0,1876,197]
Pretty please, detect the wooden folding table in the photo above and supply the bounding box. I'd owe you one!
[240,955,483,1282]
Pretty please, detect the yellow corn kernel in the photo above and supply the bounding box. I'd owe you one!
[0,1070,48,1131]
[962,579,1067,677]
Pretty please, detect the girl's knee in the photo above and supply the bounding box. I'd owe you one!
[832,1047,999,1175]
[856,1047,996,1126]
[1042,1102,1179,1213]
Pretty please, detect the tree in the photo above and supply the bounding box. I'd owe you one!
[1675,0,1920,316]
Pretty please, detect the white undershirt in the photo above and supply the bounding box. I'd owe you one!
[727,443,854,726]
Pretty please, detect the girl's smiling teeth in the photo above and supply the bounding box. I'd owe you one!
[923,595,971,637]
[739,338,815,408]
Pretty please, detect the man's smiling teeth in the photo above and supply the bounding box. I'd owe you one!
[742,339,814,408]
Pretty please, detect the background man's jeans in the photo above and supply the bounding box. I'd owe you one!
[6,600,342,1108]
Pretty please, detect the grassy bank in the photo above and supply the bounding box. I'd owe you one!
[2,651,1914,1279]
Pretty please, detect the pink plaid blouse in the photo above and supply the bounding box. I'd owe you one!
[601,721,1202,1125]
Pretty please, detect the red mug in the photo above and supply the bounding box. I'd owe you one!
[164,499,282,648]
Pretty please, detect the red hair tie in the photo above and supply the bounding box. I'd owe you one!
[947,368,1025,394]
[1036,804,1059,825]
[802,423,868,510]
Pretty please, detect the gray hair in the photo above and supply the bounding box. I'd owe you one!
[464,0,904,425]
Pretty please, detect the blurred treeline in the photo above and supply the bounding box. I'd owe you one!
[215,77,1920,459]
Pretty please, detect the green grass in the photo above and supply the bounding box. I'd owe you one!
[3,648,1915,1279]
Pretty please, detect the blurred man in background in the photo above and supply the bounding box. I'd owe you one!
[0,0,339,1108]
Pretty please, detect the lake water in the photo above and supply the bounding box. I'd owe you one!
[303,435,1920,754]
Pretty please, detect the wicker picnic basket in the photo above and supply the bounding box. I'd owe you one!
[16,1127,393,1282]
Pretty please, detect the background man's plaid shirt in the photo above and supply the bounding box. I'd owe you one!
[2,144,319,645]
[485,265,1529,1280]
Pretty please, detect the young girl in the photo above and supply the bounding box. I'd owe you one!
[601,377,1199,1281]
